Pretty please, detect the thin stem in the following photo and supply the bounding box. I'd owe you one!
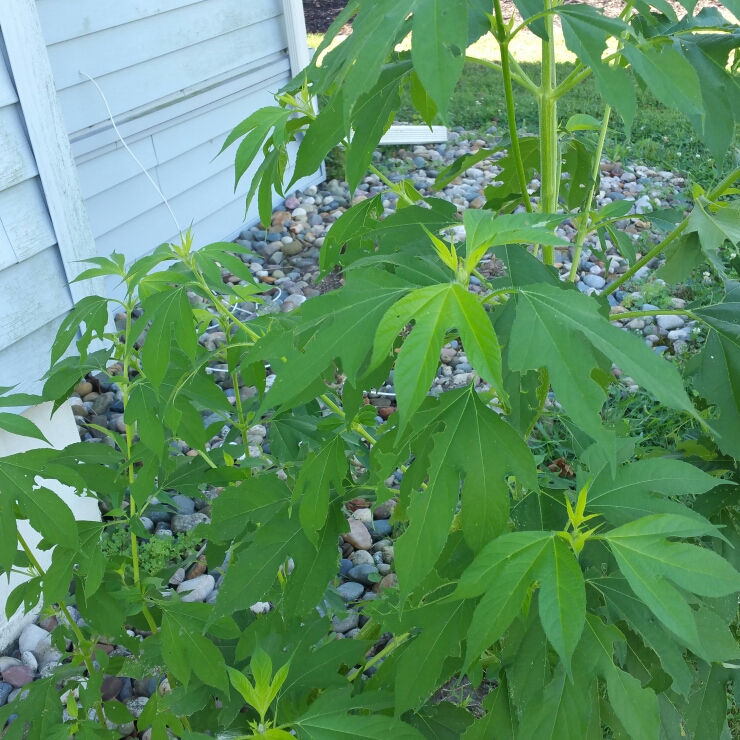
[367,163,416,206]
[320,394,378,446]
[615,309,693,320]
[232,370,247,430]
[553,64,591,100]
[17,531,108,727]
[345,633,411,681]
[466,55,539,96]
[539,0,559,265]
[570,106,611,281]
[494,0,533,213]
[603,221,688,296]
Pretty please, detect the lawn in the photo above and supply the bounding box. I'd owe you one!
[308,29,735,187]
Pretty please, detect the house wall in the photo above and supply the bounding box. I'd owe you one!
[0,31,74,397]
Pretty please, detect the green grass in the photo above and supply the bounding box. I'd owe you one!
[397,61,737,187]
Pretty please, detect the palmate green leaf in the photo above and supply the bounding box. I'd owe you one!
[209,474,291,542]
[257,272,412,411]
[393,599,473,715]
[347,62,411,193]
[0,489,17,576]
[560,139,594,211]
[295,435,348,544]
[657,232,703,284]
[509,282,697,462]
[140,287,197,389]
[592,575,694,696]
[604,514,740,647]
[687,281,740,459]
[231,107,292,189]
[160,601,229,693]
[587,457,725,525]
[411,0,468,124]
[372,283,504,432]
[19,486,79,551]
[395,388,538,599]
[284,505,343,619]
[685,662,729,740]
[406,702,475,740]
[50,295,109,366]
[294,696,425,740]
[621,43,704,118]
[409,70,439,127]
[432,147,500,192]
[557,5,636,130]
[483,137,541,210]
[461,676,517,740]
[457,531,585,674]
[0,413,49,445]
[209,508,304,623]
[517,663,592,740]
[463,210,570,264]
[581,614,660,740]
[319,195,383,275]
[688,200,740,277]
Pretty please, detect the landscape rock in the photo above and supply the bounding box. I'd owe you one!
[171,513,210,534]
[177,574,215,602]
[342,518,372,550]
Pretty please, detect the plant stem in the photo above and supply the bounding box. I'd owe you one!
[602,221,688,296]
[605,165,740,295]
[615,309,693,320]
[539,0,559,265]
[569,106,611,281]
[345,632,411,681]
[466,55,539,96]
[17,531,108,727]
[494,0,533,214]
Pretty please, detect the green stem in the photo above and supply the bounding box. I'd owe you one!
[615,309,693,320]
[466,55,539,96]
[345,633,411,681]
[17,532,108,728]
[494,0,533,214]
[553,64,591,100]
[604,165,740,296]
[603,221,688,296]
[569,106,611,281]
[539,0,559,265]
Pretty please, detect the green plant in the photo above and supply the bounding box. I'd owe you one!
[4,1,740,738]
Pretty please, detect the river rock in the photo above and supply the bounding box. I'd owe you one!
[348,564,379,586]
[656,314,685,331]
[124,696,149,718]
[349,550,375,567]
[337,582,365,602]
[177,574,215,602]
[331,612,360,633]
[171,494,195,515]
[0,683,12,706]
[171,512,209,534]
[1,666,34,688]
[101,675,122,701]
[342,518,372,550]
[18,624,50,656]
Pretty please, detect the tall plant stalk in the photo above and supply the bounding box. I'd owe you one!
[539,0,559,265]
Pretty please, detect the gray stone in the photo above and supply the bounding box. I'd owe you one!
[0,683,12,706]
[19,623,50,656]
[582,274,606,290]
[337,582,365,602]
[92,393,114,415]
[20,652,37,672]
[347,564,380,586]
[339,559,353,577]
[377,563,392,576]
[140,517,154,533]
[154,529,173,539]
[177,574,215,603]
[171,512,210,534]
[373,500,396,520]
[331,612,360,633]
[656,315,685,331]
[367,520,393,538]
[124,696,149,718]
[350,550,375,567]
[171,494,195,515]
[134,677,158,698]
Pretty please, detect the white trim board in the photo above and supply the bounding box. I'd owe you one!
[381,125,448,145]
[0,0,105,303]
[281,0,311,76]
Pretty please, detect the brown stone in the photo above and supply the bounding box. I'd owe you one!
[94,643,115,655]
[82,392,99,402]
[373,573,399,593]
[101,675,122,701]
[2,665,34,687]
[38,616,58,632]
[74,381,93,397]
[377,407,396,420]
[186,559,207,580]
[342,518,372,551]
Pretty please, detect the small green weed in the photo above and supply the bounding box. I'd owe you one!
[102,526,202,575]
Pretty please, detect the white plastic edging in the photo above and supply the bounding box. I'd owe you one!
[380,125,449,145]
[0,402,101,652]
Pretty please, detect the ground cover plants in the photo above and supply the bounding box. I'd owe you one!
[4,0,740,738]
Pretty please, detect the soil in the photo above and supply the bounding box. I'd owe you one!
[303,0,725,34]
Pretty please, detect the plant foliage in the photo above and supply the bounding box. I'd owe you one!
[3,0,740,738]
